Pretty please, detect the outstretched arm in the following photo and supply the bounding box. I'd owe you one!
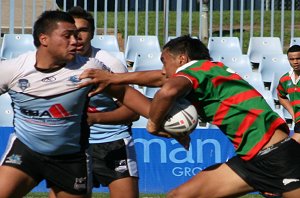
[103,84,151,119]
[79,69,167,97]
[87,102,140,125]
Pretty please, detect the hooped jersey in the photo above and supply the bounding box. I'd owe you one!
[88,47,132,143]
[277,71,300,124]
[0,51,109,155]
[174,60,288,160]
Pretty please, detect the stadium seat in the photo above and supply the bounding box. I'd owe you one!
[290,37,300,46]
[247,37,283,67]
[108,51,126,66]
[208,37,243,61]
[0,34,36,60]
[91,35,120,52]
[258,54,290,90]
[132,116,148,128]
[242,72,265,94]
[131,52,163,72]
[0,93,14,127]
[125,35,161,63]
[220,54,252,76]
[143,87,160,99]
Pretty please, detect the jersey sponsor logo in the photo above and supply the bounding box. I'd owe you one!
[41,76,56,82]
[21,104,70,118]
[73,177,87,190]
[18,79,30,91]
[5,154,22,165]
[283,178,300,185]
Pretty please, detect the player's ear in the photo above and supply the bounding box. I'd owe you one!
[179,54,189,64]
[39,33,48,47]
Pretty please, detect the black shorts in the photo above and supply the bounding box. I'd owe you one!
[91,136,138,187]
[227,137,300,194]
[0,134,92,195]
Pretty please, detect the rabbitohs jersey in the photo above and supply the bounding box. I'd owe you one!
[174,60,289,160]
[0,51,109,155]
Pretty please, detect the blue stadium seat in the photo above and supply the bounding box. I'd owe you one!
[132,116,148,128]
[108,51,126,66]
[258,54,290,91]
[208,37,243,61]
[91,35,120,52]
[125,35,161,63]
[242,72,265,94]
[132,52,163,72]
[247,37,283,66]
[290,37,300,46]
[143,87,160,99]
[0,34,36,60]
[0,93,14,127]
[220,54,252,76]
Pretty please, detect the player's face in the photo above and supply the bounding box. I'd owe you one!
[44,22,78,62]
[288,51,300,73]
[160,49,188,78]
[74,18,93,56]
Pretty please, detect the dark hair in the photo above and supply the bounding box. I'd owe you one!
[287,45,300,54]
[33,10,75,47]
[67,6,95,37]
[163,35,212,61]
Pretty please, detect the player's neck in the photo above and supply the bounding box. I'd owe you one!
[35,50,66,71]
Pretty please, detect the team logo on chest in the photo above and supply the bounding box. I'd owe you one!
[18,79,30,91]
[67,75,81,86]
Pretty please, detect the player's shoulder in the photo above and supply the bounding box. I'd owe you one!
[0,51,36,71]
[93,48,127,73]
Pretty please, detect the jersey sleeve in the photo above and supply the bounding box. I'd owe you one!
[276,76,288,98]
[95,50,127,73]
[0,59,17,94]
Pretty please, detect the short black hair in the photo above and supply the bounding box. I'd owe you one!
[67,6,95,37]
[287,45,300,54]
[33,10,75,47]
[163,35,212,61]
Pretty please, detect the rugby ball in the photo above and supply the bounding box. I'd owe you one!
[163,99,198,135]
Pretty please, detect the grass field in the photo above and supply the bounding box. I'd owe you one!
[95,10,300,53]
[25,192,264,198]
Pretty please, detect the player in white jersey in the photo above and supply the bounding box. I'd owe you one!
[70,7,140,198]
[0,10,150,198]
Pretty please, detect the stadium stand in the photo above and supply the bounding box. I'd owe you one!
[258,54,290,91]
[131,52,163,72]
[290,37,300,46]
[247,37,283,69]
[124,35,161,63]
[208,37,242,61]
[91,35,120,52]
[220,54,253,76]
[0,34,36,60]
[0,93,13,127]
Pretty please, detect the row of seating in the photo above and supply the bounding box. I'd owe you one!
[0,34,295,129]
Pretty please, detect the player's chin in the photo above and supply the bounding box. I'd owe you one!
[66,53,76,61]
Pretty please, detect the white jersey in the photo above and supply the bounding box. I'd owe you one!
[0,51,109,155]
[89,48,132,144]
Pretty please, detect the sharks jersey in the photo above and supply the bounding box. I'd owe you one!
[0,51,109,155]
[89,48,132,143]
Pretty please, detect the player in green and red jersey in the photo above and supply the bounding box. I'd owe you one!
[79,35,300,197]
[277,45,300,138]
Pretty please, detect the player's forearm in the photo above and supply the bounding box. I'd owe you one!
[112,70,166,87]
[87,107,139,125]
[278,96,294,116]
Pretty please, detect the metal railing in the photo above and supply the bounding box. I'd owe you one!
[0,0,299,52]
